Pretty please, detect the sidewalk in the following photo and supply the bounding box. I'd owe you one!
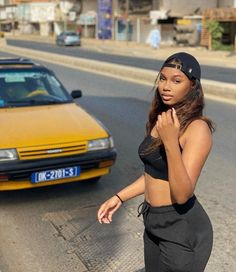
[5,33,236,69]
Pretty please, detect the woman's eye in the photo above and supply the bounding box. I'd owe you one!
[174,79,181,83]
[160,76,165,81]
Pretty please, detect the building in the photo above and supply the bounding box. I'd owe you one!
[0,0,16,32]
[14,0,56,36]
[201,7,236,49]
[0,0,235,49]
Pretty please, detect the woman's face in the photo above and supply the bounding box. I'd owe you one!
[158,66,192,106]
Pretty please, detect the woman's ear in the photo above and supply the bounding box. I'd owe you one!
[191,80,195,89]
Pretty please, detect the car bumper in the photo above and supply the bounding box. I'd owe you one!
[64,41,81,46]
[0,148,116,190]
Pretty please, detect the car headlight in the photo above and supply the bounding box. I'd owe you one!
[0,149,18,161]
[88,137,114,151]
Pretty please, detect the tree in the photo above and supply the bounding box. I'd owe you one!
[205,20,224,50]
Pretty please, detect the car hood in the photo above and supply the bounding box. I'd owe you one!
[0,103,108,148]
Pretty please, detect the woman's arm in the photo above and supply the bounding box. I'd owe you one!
[157,110,212,204]
[116,174,145,202]
[97,175,145,224]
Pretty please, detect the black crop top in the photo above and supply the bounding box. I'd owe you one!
[138,135,168,180]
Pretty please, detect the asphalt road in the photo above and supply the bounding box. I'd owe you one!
[0,53,235,272]
[6,39,236,84]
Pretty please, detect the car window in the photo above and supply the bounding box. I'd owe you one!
[46,74,69,97]
[0,70,73,107]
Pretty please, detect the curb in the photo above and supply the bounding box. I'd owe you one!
[0,41,235,102]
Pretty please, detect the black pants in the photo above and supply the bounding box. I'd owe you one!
[138,196,213,272]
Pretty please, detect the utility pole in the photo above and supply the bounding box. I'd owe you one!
[11,5,15,36]
[126,0,129,42]
[112,0,115,40]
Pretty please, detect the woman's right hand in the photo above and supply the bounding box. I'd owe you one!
[97,195,122,224]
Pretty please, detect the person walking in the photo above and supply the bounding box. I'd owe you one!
[147,26,161,49]
[97,52,214,272]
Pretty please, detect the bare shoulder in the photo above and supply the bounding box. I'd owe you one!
[182,119,213,148]
[187,119,212,135]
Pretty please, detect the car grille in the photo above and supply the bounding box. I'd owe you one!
[18,141,87,160]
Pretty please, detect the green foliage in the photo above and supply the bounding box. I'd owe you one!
[205,20,224,39]
[213,43,234,51]
[205,20,224,50]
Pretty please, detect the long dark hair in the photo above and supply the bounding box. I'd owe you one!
[146,58,215,150]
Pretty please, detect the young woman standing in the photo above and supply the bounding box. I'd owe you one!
[97,52,214,272]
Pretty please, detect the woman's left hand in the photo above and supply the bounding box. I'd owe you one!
[156,108,180,147]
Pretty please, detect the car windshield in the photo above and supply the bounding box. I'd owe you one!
[65,32,77,36]
[0,69,73,108]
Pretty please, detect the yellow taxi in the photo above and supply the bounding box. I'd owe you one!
[0,58,116,190]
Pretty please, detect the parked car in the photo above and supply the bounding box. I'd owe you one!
[0,58,116,190]
[56,31,81,46]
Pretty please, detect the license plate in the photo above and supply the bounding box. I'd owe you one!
[31,166,80,183]
[69,37,78,42]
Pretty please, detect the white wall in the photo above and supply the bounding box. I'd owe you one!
[159,0,217,16]
[30,3,55,23]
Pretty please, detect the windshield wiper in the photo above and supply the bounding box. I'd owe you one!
[31,100,66,105]
[6,99,67,106]
[5,100,33,106]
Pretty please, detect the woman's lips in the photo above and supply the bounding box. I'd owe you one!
[161,94,173,101]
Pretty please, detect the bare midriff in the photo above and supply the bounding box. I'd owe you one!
[144,129,185,207]
[144,173,173,207]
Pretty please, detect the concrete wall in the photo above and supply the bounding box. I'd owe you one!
[161,24,174,45]
[157,0,217,16]
[82,0,97,13]
[131,18,153,43]
[13,0,53,3]
[219,0,235,7]
[40,22,51,36]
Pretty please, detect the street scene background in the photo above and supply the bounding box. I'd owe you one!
[0,0,236,271]
[0,35,235,271]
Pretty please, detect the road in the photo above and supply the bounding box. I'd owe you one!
[0,53,235,272]
[6,39,236,84]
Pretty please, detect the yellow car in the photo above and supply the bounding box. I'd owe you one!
[0,58,116,190]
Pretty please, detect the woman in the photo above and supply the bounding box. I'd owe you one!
[97,52,214,272]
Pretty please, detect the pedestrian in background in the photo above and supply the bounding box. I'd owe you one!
[147,26,161,49]
[76,25,83,36]
[97,52,214,272]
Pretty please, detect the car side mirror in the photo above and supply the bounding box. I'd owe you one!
[71,90,82,99]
